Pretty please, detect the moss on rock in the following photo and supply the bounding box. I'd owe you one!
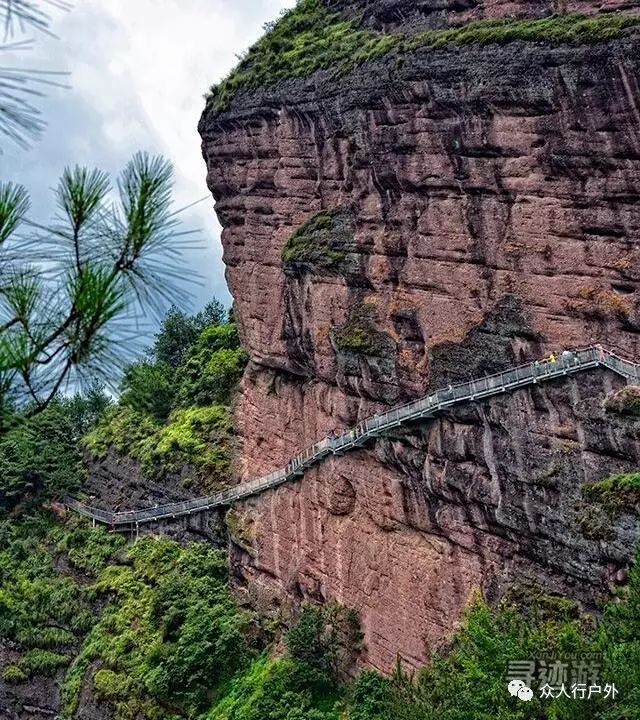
[575,472,640,540]
[582,472,640,516]
[501,582,582,623]
[225,507,255,550]
[332,302,391,356]
[282,207,353,275]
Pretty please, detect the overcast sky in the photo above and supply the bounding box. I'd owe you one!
[3,0,296,315]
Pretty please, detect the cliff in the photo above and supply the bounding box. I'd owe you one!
[199,1,640,671]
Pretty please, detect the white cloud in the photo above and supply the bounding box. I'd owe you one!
[3,0,297,310]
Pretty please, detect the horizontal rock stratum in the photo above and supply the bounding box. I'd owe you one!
[199,0,640,671]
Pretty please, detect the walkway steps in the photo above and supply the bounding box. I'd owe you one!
[65,346,639,529]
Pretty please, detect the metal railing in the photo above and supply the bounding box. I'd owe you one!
[66,345,639,528]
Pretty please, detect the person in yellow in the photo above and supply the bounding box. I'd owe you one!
[548,352,557,363]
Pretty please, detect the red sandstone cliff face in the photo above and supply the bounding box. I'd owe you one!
[199,2,640,671]
[229,370,640,671]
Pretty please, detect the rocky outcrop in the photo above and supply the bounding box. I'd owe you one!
[83,450,195,512]
[83,452,227,544]
[199,1,640,671]
[0,642,63,720]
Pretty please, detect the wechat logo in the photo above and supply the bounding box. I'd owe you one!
[508,679,533,702]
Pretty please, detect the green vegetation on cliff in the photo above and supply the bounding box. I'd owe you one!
[0,387,111,512]
[62,538,251,719]
[83,302,247,493]
[208,0,396,110]
[0,513,125,684]
[575,472,640,540]
[282,212,345,269]
[605,385,640,417]
[3,500,640,719]
[208,1,640,110]
[583,472,640,517]
[84,404,233,484]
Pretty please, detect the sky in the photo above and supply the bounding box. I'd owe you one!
[3,0,296,315]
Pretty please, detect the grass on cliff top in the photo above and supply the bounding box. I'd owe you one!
[208,1,640,111]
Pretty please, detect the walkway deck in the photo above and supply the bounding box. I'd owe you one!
[66,346,640,528]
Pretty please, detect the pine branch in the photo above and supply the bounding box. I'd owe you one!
[0,154,203,427]
[0,0,71,149]
[1,0,71,40]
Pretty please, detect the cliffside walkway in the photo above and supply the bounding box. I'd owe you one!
[66,345,639,529]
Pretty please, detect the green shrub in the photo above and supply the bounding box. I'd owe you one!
[286,604,362,683]
[574,503,617,541]
[85,320,244,491]
[120,361,176,423]
[207,655,338,720]
[84,403,232,488]
[52,521,126,574]
[574,472,640,539]
[0,512,123,683]
[596,550,640,714]
[93,669,134,701]
[83,405,160,462]
[0,401,86,511]
[18,648,70,677]
[152,299,227,368]
[154,405,233,477]
[501,581,581,623]
[176,328,247,407]
[388,594,588,720]
[2,664,28,684]
[62,539,252,719]
[15,626,76,649]
[343,671,392,720]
